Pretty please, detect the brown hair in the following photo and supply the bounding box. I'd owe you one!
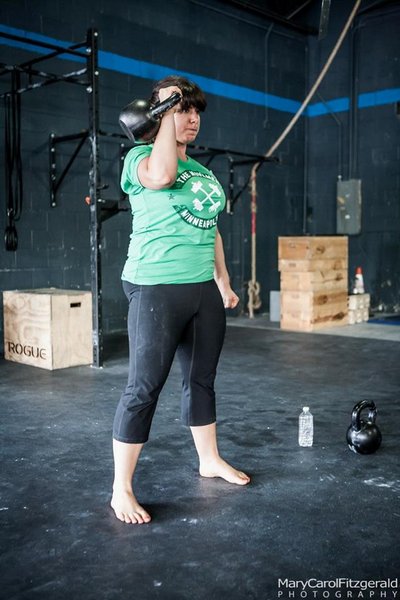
[150,75,207,112]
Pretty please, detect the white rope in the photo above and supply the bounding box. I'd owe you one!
[247,0,362,319]
[264,0,362,159]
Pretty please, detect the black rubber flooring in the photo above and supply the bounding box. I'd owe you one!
[1,326,399,600]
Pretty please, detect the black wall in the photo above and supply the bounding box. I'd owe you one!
[0,0,399,353]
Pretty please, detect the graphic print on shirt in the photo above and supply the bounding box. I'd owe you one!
[172,169,225,229]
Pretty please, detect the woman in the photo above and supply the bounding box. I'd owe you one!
[112,75,250,525]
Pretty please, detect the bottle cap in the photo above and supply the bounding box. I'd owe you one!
[303,406,309,412]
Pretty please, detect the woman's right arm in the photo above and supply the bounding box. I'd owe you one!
[136,86,181,190]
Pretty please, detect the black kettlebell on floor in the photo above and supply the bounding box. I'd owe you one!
[119,91,182,142]
[346,400,382,454]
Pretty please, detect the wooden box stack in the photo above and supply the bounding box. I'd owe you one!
[3,288,93,370]
[278,236,349,332]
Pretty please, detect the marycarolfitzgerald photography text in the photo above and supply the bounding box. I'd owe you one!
[276,578,399,599]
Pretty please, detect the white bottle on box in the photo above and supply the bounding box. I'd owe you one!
[352,267,365,294]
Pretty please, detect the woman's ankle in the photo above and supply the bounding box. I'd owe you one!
[112,480,134,494]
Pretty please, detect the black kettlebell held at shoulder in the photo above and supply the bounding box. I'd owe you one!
[119,91,182,143]
[347,400,382,454]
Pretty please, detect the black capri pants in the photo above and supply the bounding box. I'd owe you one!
[113,279,226,444]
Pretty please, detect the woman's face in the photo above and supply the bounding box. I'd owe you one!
[174,106,201,145]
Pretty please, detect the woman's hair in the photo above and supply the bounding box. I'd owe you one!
[150,75,207,112]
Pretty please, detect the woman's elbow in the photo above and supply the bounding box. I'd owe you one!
[154,173,176,188]
[142,172,176,190]
[137,160,176,189]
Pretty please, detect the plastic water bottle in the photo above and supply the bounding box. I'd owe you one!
[299,407,313,447]
[352,266,365,294]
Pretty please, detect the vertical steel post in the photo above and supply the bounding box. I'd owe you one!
[49,133,57,207]
[86,28,103,368]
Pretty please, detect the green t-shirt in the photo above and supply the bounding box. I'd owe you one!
[121,144,226,284]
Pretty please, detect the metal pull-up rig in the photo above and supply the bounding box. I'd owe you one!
[0,28,128,368]
[1,27,278,367]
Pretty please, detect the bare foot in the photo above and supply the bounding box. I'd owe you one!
[199,457,250,485]
[111,489,151,524]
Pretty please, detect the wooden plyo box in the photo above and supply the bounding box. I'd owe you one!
[278,236,349,332]
[278,235,348,260]
[3,289,93,370]
[280,269,348,292]
[280,290,348,332]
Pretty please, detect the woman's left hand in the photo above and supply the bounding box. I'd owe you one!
[217,281,240,309]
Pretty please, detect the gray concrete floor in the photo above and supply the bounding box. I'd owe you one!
[228,313,400,342]
[1,322,399,600]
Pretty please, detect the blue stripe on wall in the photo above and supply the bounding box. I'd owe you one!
[0,24,78,57]
[100,50,302,113]
[1,24,398,117]
[306,97,350,116]
[358,88,400,108]
[0,24,300,114]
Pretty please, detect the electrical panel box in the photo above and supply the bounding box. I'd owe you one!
[336,178,362,235]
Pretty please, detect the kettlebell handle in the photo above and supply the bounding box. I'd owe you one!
[351,400,377,431]
[150,91,182,118]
